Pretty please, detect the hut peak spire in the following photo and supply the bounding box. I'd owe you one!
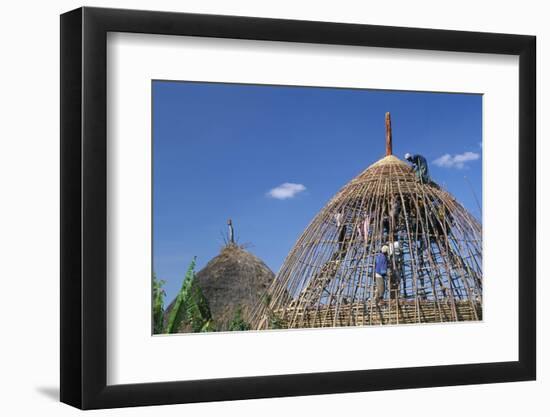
[227,218,235,244]
[385,112,393,156]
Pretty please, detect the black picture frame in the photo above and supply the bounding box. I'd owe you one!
[60,6,536,410]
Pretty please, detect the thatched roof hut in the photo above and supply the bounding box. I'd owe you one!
[195,244,274,331]
[165,243,275,332]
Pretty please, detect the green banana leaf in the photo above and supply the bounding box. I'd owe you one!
[165,257,213,333]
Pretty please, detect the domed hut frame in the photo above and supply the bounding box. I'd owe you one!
[252,113,482,329]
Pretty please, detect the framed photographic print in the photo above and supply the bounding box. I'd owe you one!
[60,6,536,410]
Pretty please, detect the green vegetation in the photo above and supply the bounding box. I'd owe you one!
[152,273,166,334]
[200,320,216,332]
[228,307,251,331]
[268,315,285,330]
[261,293,285,330]
[155,257,215,334]
[166,257,213,333]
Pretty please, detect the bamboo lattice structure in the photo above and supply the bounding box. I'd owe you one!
[251,113,482,329]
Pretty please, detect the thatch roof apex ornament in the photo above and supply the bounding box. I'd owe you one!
[385,112,393,156]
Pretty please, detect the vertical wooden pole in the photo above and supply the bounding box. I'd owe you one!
[227,218,234,244]
[385,112,393,156]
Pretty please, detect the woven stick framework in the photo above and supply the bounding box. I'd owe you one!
[251,115,482,329]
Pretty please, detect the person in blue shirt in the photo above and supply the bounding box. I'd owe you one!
[405,153,430,184]
[374,245,389,302]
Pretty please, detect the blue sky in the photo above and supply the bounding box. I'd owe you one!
[153,81,482,302]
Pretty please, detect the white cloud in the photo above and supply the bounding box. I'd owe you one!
[433,151,480,169]
[267,182,306,200]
